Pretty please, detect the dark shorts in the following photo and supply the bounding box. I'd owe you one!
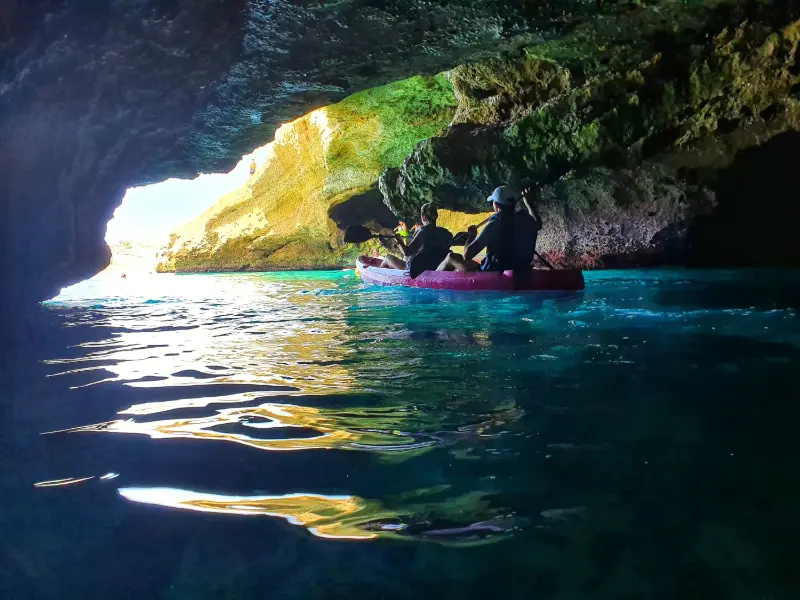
[480,256,503,272]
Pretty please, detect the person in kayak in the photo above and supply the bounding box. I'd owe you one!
[381,203,453,277]
[393,220,410,241]
[437,185,542,272]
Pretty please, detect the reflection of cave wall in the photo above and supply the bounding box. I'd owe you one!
[688,132,800,267]
[328,187,397,230]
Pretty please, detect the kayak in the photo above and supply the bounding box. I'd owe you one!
[356,256,585,292]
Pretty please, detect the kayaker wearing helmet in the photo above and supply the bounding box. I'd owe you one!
[381,203,453,277]
[437,185,543,272]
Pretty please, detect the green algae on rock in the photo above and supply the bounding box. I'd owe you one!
[380,5,800,267]
[161,1,800,274]
[158,76,457,272]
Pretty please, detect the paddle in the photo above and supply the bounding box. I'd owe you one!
[450,215,494,247]
[345,215,493,247]
[534,250,555,270]
[343,224,377,244]
[450,231,470,246]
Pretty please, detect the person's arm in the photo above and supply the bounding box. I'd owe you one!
[521,187,543,226]
[464,223,492,261]
[400,229,424,258]
[395,234,409,257]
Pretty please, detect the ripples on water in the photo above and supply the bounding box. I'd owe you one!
[6,269,800,598]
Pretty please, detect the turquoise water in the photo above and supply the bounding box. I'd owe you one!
[4,269,800,598]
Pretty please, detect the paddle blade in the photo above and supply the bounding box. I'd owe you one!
[343,225,375,244]
[534,250,555,270]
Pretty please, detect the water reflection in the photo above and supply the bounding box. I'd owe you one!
[118,487,384,540]
[35,269,800,577]
[44,272,359,393]
[34,476,94,488]
[54,395,523,458]
[59,401,437,454]
[12,269,800,598]
[118,486,528,545]
[40,271,537,545]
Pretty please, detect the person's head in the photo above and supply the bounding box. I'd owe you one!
[420,203,438,225]
[398,220,407,230]
[372,249,380,257]
[487,185,518,213]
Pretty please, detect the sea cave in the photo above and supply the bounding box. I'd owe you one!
[3,1,800,598]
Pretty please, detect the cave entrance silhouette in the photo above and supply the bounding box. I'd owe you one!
[689,131,800,267]
[101,177,237,277]
[97,148,270,281]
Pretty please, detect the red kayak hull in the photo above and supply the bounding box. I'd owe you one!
[356,256,585,292]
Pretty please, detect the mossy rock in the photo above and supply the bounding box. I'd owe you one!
[381,9,800,219]
[161,75,457,272]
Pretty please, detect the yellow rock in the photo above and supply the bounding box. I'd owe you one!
[158,76,457,272]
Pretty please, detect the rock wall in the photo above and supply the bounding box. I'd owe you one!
[3,0,599,314]
[157,1,800,273]
[4,0,800,318]
[157,76,458,271]
[380,2,800,267]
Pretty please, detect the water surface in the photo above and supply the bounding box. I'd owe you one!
[4,269,800,598]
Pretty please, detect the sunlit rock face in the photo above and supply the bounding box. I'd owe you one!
[381,2,800,267]
[157,76,457,271]
[1,0,595,311]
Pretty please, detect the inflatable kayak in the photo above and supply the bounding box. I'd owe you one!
[356,256,584,292]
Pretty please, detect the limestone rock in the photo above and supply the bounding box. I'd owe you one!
[380,5,800,266]
[157,75,456,272]
[0,0,600,310]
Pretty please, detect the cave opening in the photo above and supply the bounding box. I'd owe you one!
[73,149,270,289]
[688,131,800,267]
[328,187,397,231]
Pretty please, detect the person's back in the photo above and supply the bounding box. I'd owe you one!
[406,223,453,277]
[437,185,543,274]
[380,203,453,276]
[477,212,507,272]
[511,209,542,270]
[480,202,529,271]
[475,197,541,271]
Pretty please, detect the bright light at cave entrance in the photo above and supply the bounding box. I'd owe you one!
[100,146,271,276]
[105,176,234,246]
